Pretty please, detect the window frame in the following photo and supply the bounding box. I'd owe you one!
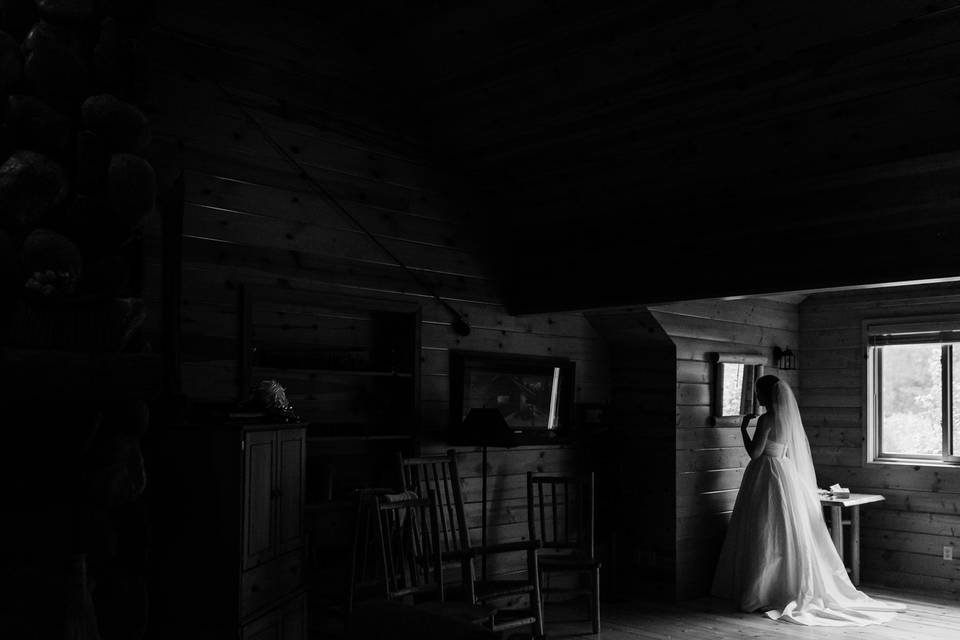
[864,316,960,467]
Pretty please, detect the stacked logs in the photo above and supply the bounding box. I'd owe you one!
[0,2,158,638]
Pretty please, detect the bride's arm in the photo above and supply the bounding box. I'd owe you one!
[745,414,770,459]
[739,413,756,451]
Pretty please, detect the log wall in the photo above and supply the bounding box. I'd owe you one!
[800,283,960,596]
[142,0,611,595]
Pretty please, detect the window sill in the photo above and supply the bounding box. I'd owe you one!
[866,458,960,469]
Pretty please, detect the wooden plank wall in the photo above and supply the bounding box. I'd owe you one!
[649,299,800,600]
[585,310,677,597]
[800,283,960,597]
[142,1,611,590]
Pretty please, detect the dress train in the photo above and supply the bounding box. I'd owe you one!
[711,440,905,626]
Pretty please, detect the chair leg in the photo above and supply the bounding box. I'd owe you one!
[532,578,545,639]
[592,568,600,634]
[530,558,545,639]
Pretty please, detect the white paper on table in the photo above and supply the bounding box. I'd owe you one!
[829,483,850,497]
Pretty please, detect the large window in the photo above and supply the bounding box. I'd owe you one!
[866,319,960,465]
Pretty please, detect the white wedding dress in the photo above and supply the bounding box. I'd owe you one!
[711,381,906,626]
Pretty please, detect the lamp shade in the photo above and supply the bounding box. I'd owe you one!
[455,407,518,447]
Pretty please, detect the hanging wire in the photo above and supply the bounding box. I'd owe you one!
[213,82,472,336]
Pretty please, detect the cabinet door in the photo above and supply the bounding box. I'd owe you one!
[277,428,306,555]
[242,608,280,640]
[280,592,307,640]
[244,430,277,569]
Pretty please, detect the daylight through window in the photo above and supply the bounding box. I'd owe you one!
[866,320,960,465]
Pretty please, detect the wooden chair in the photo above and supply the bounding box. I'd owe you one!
[345,487,395,617]
[398,451,545,638]
[527,471,601,634]
[371,491,497,628]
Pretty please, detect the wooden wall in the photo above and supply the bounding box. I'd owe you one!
[588,298,800,600]
[800,284,960,596]
[649,299,800,600]
[586,310,677,597]
[142,0,611,593]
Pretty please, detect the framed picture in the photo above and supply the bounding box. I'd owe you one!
[449,350,575,441]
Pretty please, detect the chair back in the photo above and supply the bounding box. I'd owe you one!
[375,491,444,601]
[397,451,472,557]
[526,472,595,557]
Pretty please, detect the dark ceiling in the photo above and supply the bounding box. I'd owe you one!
[290,2,960,312]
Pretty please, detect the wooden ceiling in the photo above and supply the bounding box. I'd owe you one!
[289,1,960,313]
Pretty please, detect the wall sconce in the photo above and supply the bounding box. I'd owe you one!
[773,346,797,370]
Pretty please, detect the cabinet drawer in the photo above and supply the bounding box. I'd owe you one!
[241,551,304,617]
[241,591,307,640]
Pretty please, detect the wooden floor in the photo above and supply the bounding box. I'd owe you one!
[311,586,959,639]
[539,586,959,640]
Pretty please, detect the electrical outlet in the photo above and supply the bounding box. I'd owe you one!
[944,545,954,561]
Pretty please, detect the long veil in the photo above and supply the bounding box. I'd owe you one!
[769,381,819,499]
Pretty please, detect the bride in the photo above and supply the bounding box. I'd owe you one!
[711,375,906,625]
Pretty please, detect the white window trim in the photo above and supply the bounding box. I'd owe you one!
[863,315,960,468]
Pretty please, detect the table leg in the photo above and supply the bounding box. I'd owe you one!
[851,506,860,586]
[830,505,844,562]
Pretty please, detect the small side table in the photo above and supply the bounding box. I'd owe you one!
[818,493,885,586]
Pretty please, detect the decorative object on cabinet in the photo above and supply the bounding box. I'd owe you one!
[238,378,301,423]
[146,421,307,639]
[710,352,767,426]
[450,350,575,444]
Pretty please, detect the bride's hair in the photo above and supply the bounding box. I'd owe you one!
[756,374,781,406]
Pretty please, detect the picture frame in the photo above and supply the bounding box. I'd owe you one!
[449,350,575,443]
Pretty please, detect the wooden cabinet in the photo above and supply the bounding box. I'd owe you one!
[235,290,423,631]
[241,591,307,640]
[240,427,304,569]
[147,422,307,639]
[244,429,279,569]
[278,428,306,555]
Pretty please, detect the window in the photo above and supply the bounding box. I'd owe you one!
[866,319,960,465]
